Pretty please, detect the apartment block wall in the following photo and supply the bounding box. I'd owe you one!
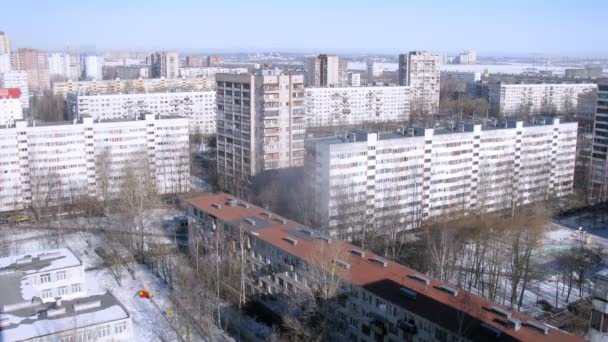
[590,82,608,204]
[0,115,189,212]
[306,119,577,233]
[304,86,411,127]
[488,83,597,117]
[215,73,305,193]
[67,91,216,134]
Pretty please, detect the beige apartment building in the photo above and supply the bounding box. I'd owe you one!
[215,71,306,194]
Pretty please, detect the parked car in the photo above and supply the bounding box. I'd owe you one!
[12,214,29,223]
[0,217,8,225]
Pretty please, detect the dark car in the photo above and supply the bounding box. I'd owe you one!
[0,218,9,225]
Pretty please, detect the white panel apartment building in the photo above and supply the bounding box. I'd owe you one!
[67,90,216,134]
[488,83,597,117]
[0,71,29,109]
[215,72,306,193]
[0,114,189,212]
[304,86,411,127]
[305,118,577,233]
[0,249,133,341]
[52,77,215,97]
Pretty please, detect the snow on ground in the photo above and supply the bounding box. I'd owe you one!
[0,215,209,342]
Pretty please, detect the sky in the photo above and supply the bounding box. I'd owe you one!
[0,0,606,57]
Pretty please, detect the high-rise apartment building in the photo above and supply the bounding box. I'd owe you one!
[305,118,577,234]
[590,81,608,204]
[207,55,224,66]
[48,53,74,80]
[187,193,581,342]
[0,70,29,109]
[590,269,608,341]
[0,31,11,54]
[305,54,339,87]
[12,48,50,93]
[367,60,384,79]
[487,83,597,117]
[0,114,189,212]
[0,88,22,126]
[348,72,361,87]
[150,51,179,79]
[185,55,204,67]
[0,53,11,73]
[457,50,477,64]
[304,85,411,127]
[215,72,306,193]
[67,90,216,134]
[80,53,104,80]
[398,51,440,114]
[338,60,349,87]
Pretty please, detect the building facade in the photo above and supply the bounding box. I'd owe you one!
[53,77,214,97]
[590,269,608,341]
[305,118,577,233]
[178,66,247,78]
[0,31,10,54]
[398,51,440,114]
[457,50,477,64]
[590,81,608,204]
[0,114,189,212]
[0,71,29,109]
[304,86,411,127]
[187,193,581,342]
[488,83,597,117]
[81,53,104,81]
[12,48,50,93]
[0,53,11,73]
[48,52,77,80]
[186,55,204,67]
[348,73,361,87]
[0,88,22,127]
[150,52,179,79]
[66,90,216,134]
[215,72,306,193]
[305,54,340,87]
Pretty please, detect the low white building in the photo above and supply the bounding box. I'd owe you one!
[0,114,190,212]
[305,118,577,233]
[0,88,22,127]
[67,90,216,134]
[0,71,29,109]
[305,86,411,127]
[0,248,86,306]
[488,83,597,117]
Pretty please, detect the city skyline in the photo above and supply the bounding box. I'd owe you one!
[0,0,606,57]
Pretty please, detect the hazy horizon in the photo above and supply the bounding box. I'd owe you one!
[1,0,606,58]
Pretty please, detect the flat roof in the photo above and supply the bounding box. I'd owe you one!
[187,193,582,342]
[0,248,82,306]
[0,292,129,341]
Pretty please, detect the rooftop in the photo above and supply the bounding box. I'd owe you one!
[187,193,582,342]
[0,292,129,341]
[0,248,83,307]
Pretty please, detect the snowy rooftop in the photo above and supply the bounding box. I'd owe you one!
[0,248,82,274]
[0,292,129,341]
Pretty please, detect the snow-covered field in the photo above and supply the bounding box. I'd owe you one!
[0,209,214,342]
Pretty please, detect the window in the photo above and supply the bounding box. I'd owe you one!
[115,321,128,334]
[58,286,68,296]
[56,271,67,281]
[40,273,51,284]
[72,283,82,293]
[98,325,111,337]
[42,289,53,299]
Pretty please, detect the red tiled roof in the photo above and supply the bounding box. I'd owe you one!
[187,193,582,342]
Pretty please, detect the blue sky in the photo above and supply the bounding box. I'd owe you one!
[0,0,605,56]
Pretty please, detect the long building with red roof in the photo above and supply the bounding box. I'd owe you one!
[187,193,583,342]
